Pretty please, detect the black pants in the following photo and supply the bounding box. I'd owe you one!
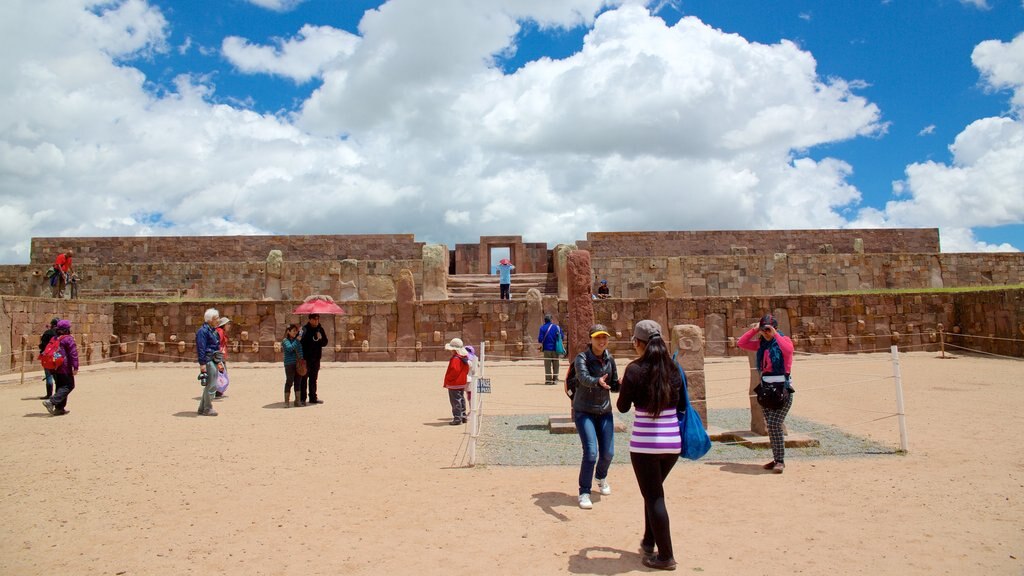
[630,452,678,561]
[51,372,75,411]
[499,283,510,300]
[299,357,322,402]
[283,363,298,394]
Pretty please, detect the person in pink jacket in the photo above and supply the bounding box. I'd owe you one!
[737,314,795,473]
[42,319,79,416]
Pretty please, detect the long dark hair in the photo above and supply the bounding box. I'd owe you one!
[284,323,299,338]
[637,334,676,414]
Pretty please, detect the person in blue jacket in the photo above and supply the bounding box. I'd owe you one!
[495,258,515,300]
[537,314,563,385]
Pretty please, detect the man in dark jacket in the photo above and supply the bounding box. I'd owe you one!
[38,317,59,399]
[299,314,329,404]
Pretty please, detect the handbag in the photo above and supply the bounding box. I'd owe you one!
[555,330,566,356]
[754,374,790,410]
[216,370,230,394]
[296,358,308,377]
[674,354,711,460]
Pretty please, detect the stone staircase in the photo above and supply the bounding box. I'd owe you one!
[446,273,558,300]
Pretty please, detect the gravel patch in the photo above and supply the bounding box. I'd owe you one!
[477,408,899,467]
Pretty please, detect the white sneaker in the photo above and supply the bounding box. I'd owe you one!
[578,493,593,509]
[598,478,612,495]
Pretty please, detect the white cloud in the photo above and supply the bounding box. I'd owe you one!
[919,124,936,136]
[851,32,1024,252]
[0,0,1018,264]
[973,32,1024,111]
[223,25,360,83]
[243,0,307,12]
[959,0,991,9]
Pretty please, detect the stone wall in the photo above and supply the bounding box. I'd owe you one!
[30,234,424,265]
[579,228,940,257]
[0,296,115,374]
[0,260,424,302]
[4,289,1018,374]
[592,253,1024,299]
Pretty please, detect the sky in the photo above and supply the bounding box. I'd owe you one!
[1,0,1023,265]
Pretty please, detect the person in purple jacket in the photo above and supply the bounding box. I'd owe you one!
[42,319,79,416]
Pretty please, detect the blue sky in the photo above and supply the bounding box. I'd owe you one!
[1,0,1022,263]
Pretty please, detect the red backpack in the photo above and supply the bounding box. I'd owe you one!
[40,335,65,371]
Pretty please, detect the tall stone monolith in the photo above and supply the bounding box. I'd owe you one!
[671,324,707,427]
[554,244,576,300]
[264,250,283,300]
[396,269,416,361]
[525,288,543,359]
[566,250,594,359]
[422,244,448,300]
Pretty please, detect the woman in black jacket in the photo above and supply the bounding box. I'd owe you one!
[571,324,619,510]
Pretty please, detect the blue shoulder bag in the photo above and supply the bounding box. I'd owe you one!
[674,353,712,460]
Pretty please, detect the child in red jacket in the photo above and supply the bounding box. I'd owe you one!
[443,338,470,425]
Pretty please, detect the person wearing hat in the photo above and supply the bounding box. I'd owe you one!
[41,319,78,416]
[616,320,685,570]
[442,338,471,425]
[737,314,795,473]
[37,317,60,399]
[537,314,564,385]
[214,317,232,398]
[597,279,610,299]
[298,314,329,405]
[494,258,515,300]
[571,324,620,509]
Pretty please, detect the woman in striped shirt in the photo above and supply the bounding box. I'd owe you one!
[616,320,685,571]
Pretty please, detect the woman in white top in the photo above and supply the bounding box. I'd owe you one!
[616,320,685,571]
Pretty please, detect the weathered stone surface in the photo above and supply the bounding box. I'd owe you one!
[566,250,595,360]
[421,244,448,301]
[554,244,575,300]
[396,269,416,361]
[264,250,284,300]
[363,276,396,301]
[337,280,359,301]
[705,313,725,357]
[672,324,707,427]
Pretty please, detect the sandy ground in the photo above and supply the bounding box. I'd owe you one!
[1,351,1022,576]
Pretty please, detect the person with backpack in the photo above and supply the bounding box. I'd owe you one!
[616,320,685,571]
[537,314,564,385]
[737,314,795,474]
[41,320,78,416]
[37,317,59,399]
[195,308,223,416]
[571,324,619,510]
[51,249,74,298]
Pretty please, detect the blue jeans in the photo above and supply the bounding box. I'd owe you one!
[575,411,614,495]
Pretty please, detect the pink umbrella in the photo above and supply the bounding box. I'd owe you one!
[292,295,345,315]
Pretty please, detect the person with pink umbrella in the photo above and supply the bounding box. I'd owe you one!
[292,296,343,406]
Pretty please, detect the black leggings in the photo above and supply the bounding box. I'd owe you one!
[630,452,678,561]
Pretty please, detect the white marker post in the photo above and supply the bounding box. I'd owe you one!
[891,345,909,452]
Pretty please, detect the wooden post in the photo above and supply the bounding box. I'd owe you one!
[135,342,142,369]
[19,337,27,386]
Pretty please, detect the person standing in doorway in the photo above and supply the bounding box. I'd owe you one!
[299,314,328,405]
[37,317,59,399]
[538,314,563,385]
[42,320,78,416]
[195,308,223,416]
[572,324,619,509]
[495,258,515,300]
